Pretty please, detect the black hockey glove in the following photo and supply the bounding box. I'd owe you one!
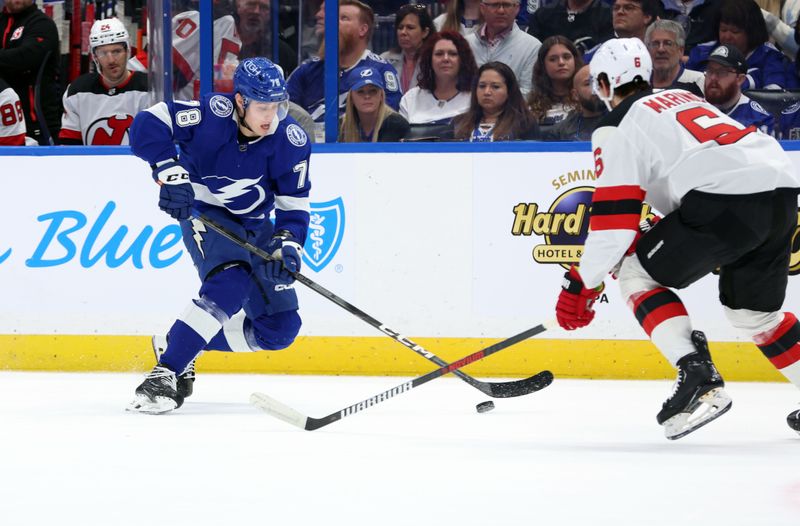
[152,158,194,221]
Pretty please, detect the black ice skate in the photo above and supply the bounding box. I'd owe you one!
[657,331,733,440]
[128,364,185,414]
[152,334,197,398]
[788,409,800,434]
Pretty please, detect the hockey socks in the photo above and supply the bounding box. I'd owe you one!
[629,287,695,365]
[753,312,800,386]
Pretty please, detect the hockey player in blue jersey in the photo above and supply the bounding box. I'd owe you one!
[127,57,311,414]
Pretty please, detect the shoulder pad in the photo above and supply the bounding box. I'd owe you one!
[366,52,389,64]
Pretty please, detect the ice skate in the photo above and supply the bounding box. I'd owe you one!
[152,334,197,398]
[128,365,184,414]
[788,409,800,434]
[657,331,733,440]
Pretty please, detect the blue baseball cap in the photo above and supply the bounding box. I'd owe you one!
[346,66,386,92]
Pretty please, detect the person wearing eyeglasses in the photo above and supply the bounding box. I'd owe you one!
[59,18,150,145]
[464,0,542,96]
[645,19,704,96]
[527,0,614,57]
[702,43,774,135]
[583,0,658,62]
[685,0,795,90]
[380,4,436,93]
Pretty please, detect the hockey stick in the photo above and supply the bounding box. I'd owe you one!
[250,321,556,430]
[195,214,550,398]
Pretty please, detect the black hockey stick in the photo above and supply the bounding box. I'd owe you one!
[250,321,555,430]
[195,214,549,398]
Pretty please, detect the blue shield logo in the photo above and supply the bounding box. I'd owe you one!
[302,197,345,272]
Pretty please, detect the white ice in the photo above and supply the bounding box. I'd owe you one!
[1,371,798,525]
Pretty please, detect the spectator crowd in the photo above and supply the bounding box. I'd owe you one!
[5,0,800,144]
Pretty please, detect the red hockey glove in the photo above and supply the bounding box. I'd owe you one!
[556,265,605,330]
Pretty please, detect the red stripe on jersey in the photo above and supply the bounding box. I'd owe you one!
[172,48,195,85]
[0,133,25,146]
[769,343,800,369]
[592,185,646,203]
[58,128,82,140]
[589,214,641,231]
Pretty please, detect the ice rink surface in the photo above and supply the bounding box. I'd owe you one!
[1,371,798,526]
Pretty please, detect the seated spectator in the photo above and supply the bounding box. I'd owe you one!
[0,0,61,144]
[399,31,477,125]
[171,0,298,100]
[528,35,583,126]
[778,100,800,139]
[287,0,401,138]
[451,61,539,140]
[528,0,614,56]
[686,0,795,90]
[704,44,774,135]
[0,75,26,145]
[465,0,542,95]
[542,63,606,140]
[583,0,658,62]
[339,65,410,142]
[646,19,705,96]
[611,0,658,41]
[434,0,482,35]
[59,19,150,145]
[380,4,436,93]
[659,0,722,53]
[761,4,798,60]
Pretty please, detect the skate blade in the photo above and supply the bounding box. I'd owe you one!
[126,394,178,414]
[663,387,732,440]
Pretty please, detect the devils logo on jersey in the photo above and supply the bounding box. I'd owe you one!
[86,115,135,145]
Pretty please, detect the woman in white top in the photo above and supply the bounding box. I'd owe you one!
[399,30,478,125]
[380,4,436,93]
[433,0,482,35]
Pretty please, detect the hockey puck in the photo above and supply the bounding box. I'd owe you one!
[476,401,495,413]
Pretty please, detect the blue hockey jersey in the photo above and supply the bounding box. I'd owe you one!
[725,94,774,136]
[687,41,797,90]
[130,93,312,242]
[286,50,401,122]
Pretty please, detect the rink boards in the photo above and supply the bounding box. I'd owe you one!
[1,144,799,381]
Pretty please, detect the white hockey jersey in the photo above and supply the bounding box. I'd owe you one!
[172,11,242,100]
[0,80,26,146]
[59,72,151,145]
[580,88,800,288]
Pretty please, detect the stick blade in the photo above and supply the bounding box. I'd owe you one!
[488,370,554,398]
[250,392,310,429]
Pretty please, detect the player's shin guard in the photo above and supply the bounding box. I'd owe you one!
[752,312,800,386]
[618,255,696,365]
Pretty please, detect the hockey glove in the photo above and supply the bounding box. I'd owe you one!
[556,265,605,331]
[264,230,303,285]
[152,158,194,220]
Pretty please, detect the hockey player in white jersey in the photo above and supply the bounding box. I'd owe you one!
[554,38,800,439]
[59,18,150,145]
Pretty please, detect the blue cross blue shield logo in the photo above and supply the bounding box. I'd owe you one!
[302,197,346,272]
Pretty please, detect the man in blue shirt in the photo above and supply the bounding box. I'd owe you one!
[287,0,400,139]
[704,44,774,135]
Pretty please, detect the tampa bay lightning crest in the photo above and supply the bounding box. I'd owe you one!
[302,198,345,272]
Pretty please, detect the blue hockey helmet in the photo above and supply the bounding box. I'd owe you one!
[233,57,289,119]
